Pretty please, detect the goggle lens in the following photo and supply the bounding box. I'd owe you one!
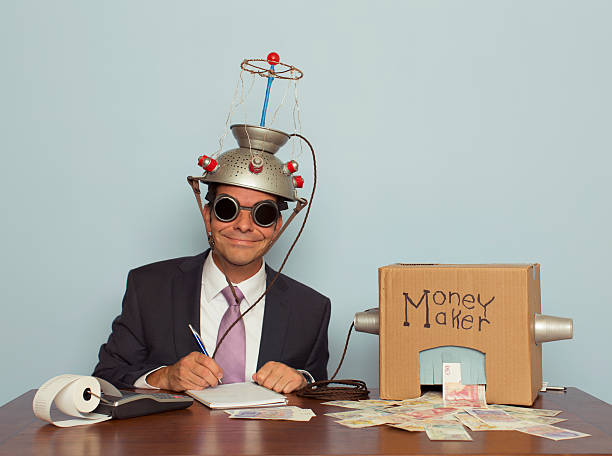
[214,197,239,222]
[213,195,279,228]
[253,202,278,227]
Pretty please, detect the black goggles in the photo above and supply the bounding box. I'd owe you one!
[212,194,280,228]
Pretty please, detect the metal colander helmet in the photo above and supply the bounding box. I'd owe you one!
[195,124,303,202]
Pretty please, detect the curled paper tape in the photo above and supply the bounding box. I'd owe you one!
[33,374,121,427]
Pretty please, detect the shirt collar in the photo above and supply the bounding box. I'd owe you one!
[202,252,267,305]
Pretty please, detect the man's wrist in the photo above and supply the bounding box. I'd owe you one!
[146,366,168,389]
[297,369,315,384]
[134,366,167,389]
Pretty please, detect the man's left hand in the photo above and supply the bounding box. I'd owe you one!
[252,361,307,393]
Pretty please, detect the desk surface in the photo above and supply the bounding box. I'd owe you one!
[1,387,610,456]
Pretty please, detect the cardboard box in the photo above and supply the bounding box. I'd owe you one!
[379,264,541,405]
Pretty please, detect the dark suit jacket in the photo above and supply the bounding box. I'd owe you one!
[93,251,331,388]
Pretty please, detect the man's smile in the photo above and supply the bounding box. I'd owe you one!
[222,233,262,245]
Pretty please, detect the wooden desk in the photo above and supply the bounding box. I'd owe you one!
[1,387,610,455]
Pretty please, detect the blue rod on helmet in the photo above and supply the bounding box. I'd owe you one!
[259,52,280,127]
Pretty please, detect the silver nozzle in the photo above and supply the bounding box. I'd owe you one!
[534,314,573,344]
[354,308,380,335]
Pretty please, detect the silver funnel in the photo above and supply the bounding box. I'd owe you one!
[534,314,573,344]
[231,124,290,154]
[354,308,380,335]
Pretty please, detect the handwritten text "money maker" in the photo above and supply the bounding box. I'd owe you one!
[402,289,494,331]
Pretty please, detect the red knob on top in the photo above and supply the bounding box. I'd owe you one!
[198,155,218,173]
[267,52,280,65]
[293,175,304,188]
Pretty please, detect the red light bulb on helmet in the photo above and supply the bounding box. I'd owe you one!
[283,160,299,175]
[293,175,304,188]
[198,155,219,173]
[249,156,264,174]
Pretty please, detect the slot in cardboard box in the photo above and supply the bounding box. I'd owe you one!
[379,264,541,405]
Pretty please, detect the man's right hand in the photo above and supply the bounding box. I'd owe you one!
[146,352,223,391]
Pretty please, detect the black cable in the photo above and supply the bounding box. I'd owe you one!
[297,322,370,400]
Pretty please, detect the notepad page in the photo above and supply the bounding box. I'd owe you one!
[186,382,288,409]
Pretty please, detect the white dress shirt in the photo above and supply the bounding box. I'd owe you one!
[199,251,266,381]
[134,252,266,387]
[134,252,313,388]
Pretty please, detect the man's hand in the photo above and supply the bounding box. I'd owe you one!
[146,352,223,391]
[252,361,307,393]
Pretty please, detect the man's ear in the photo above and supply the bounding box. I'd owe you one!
[203,204,212,234]
[274,214,283,235]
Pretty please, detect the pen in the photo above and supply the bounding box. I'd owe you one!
[545,386,566,391]
[188,324,223,384]
[188,324,210,356]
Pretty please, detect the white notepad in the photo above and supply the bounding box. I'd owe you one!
[186,382,288,409]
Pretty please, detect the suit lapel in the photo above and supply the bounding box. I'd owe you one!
[172,251,207,358]
[257,265,291,369]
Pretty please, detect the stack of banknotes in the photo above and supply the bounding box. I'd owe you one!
[221,364,589,442]
[225,406,315,422]
[321,364,590,442]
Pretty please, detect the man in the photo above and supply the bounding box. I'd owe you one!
[94,125,330,393]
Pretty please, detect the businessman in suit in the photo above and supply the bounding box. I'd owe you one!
[94,182,330,393]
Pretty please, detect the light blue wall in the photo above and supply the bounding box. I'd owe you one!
[1,0,610,406]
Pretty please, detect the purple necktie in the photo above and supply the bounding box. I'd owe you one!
[215,285,246,383]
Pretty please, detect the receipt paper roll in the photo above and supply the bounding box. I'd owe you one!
[33,374,121,427]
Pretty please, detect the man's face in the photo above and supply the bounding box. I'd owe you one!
[203,184,283,268]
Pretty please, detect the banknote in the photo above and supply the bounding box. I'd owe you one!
[425,422,473,441]
[388,421,426,432]
[442,363,462,392]
[382,413,424,425]
[441,362,487,408]
[457,409,565,429]
[466,408,523,428]
[421,391,444,401]
[324,409,392,420]
[444,384,487,408]
[403,407,460,421]
[389,418,458,433]
[455,412,512,431]
[515,423,591,440]
[398,391,443,407]
[335,416,391,428]
[391,405,435,414]
[321,400,388,409]
[487,404,562,417]
[226,406,315,422]
[505,411,566,425]
[325,406,423,426]
[356,399,404,407]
